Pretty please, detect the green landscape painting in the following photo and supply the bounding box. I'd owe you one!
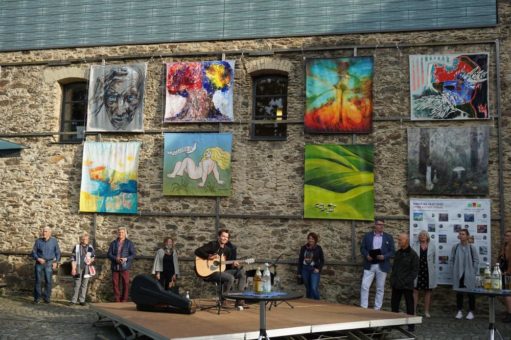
[304,144,374,220]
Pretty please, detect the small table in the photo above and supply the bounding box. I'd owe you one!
[223,291,303,340]
[454,288,511,340]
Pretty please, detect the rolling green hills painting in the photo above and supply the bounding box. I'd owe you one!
[304,144,374,220]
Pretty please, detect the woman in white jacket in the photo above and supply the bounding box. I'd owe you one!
[152,237,180,290]
[413,230,437,317]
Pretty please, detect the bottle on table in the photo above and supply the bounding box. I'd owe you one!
[262,263,272,293]
[491,264,502,291]
[254,267,263,293]
[483,263,492,290]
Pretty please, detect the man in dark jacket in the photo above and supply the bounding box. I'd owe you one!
[31,227,61,304]
[107,227,136,302]
[195,229,243,302]
[391,232,419,331]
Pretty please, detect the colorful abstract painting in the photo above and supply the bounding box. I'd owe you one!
[305,57,373,133]
[164,61,234,123]
[304,144,374,220]
[87,64,147,132]
[80,141,141,214]
[410,54,489,120]
[407,127,489,195]
[163,133,232,196]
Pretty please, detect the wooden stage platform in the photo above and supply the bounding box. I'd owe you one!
[91,298,421,339]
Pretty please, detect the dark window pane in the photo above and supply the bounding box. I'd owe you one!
[60,82,87,143]
[252,75,288,140]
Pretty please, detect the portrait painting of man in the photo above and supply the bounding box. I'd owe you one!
[87,64,147,132]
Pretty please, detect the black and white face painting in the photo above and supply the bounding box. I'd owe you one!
[87,64,147,132]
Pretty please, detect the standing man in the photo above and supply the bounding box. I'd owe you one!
[360,219,396,310]
[70,232,95,306]
[31,227,61,304]
[390,233,419,332]
[107,227,136,302]
[450,228,479,320]
[195,229,245,307]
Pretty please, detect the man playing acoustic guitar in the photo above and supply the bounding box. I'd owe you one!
[195,228,250,308]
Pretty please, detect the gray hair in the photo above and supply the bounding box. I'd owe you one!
[418,230,430,242]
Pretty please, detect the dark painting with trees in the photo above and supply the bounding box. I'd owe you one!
[407,127,489,195]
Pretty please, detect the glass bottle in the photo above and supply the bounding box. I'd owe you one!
[491,264,502,291]
[262,263,272,293]
[483,263,492,290]
[253,267,263,293]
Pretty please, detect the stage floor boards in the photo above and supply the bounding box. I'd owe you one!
[91,298,421,340]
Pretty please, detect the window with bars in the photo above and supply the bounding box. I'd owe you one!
[251,75,288,141]
[59,82,87,143]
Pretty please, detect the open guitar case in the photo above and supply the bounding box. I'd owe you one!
[131,274,195,314]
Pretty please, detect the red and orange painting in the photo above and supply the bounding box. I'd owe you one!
[305,57,373,133]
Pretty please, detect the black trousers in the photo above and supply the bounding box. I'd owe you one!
[391,288,415,331]
[456,275,475,311]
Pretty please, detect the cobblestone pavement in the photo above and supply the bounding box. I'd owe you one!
[1,295,510,339]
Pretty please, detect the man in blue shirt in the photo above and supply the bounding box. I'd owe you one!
[31,227,61,304]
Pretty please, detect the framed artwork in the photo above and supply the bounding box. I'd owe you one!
[163,133,232,196]
[305,57,373,133]
[304,144,374,220]
[80,141,141,214]
[410,53,489,120]
[407,127,489,195]
[164,60,234,123]
[87,64,147,132]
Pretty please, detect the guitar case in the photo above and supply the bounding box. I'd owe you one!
[130,274,195,314]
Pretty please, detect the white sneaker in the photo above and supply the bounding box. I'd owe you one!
[455,310,463,319]
[425,312,431,318]
[466,311,474,320]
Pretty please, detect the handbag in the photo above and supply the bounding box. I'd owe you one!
[88,265,96,276]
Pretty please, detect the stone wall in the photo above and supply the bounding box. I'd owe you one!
[0,2,510,313]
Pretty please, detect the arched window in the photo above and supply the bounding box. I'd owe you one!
[251,75,288,140]
[60,82,87,143]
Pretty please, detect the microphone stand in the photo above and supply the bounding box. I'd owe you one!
[269,253,293,310]
[216,252,223,314]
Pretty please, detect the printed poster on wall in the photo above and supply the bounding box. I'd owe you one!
[305,57,373,133]
[164,61,234,123]
[87,64,147,132]
[410,198,491,285]
[304,144,374,220]
[410,53,489,120]
[163,133,232,196]
[80,141,141,214]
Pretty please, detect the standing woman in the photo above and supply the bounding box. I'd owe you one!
[297,232,324,300]
[413,230,437,317]
[152,237,180,290]
[500,230,511,322]
[70,232,95,306]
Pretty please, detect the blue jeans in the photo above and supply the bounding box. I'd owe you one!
[34,261,53,302]
[301,265,320,299]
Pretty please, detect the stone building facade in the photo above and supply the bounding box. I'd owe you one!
[0,2,510,314]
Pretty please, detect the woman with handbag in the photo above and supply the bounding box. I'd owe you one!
[70,232,95,306]
[500,230,511,322]
[152,237,180,291]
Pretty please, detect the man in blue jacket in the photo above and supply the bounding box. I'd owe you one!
[31,227,61,304]
[360,219,395,310]
[107,227,136,302]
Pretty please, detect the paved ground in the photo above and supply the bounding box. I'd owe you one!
[0,295,510,339]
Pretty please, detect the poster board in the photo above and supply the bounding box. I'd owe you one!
[410,198,491,285]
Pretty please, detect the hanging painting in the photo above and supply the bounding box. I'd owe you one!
[80,141,141,214]
[410,53,489,120]
[164,61,234,123]
[407,126,489,195]
[305,57,373,133]
[304,144,374,220]
[163,133,232,196]
[87,64,147,132]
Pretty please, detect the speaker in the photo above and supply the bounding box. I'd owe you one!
[130,274,195,314]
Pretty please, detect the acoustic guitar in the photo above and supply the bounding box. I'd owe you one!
[195,255,255,278]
